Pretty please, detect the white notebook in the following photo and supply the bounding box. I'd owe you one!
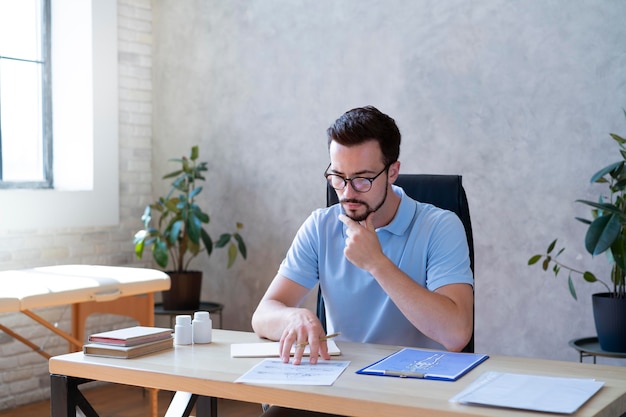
[450,371,604,414]
[231,340,341,358]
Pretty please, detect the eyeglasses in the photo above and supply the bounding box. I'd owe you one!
[324,164,390,193]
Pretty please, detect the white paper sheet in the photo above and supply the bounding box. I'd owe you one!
[235,358,350,385]
[450,371,604,414]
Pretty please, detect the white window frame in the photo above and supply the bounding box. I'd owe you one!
[0,0,52,188]
[0,0,119,230]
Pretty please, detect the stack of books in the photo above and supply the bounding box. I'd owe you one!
[83,326,173,359]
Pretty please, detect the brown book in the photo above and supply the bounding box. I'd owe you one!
[88,326,172,347]
[83,337,173,359]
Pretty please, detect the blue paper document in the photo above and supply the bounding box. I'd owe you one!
[357,347,488,381]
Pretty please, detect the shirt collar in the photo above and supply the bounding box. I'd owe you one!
[377,185,414,236]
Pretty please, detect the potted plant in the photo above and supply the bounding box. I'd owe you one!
[528,111,626,352]
[133,145,247,310]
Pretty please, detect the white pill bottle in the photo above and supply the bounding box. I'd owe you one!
[174,315,193,345]
[192,311,212,344]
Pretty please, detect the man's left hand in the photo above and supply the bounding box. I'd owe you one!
[338,213,383,271]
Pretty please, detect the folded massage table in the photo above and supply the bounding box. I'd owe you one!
[0,264,170,358]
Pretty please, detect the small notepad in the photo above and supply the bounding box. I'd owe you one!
[231,340,341,358]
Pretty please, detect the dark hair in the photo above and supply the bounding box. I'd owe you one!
[327,105,401,166]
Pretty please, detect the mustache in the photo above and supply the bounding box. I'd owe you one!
[340,198,367,205]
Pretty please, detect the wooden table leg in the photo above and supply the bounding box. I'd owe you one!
[150,387,159,417]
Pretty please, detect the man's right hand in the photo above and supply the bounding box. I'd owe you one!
[278,309,330,365]
[251,274,331,364]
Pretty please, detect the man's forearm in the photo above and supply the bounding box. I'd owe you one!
[251,300,290,341]
[369,259,473,351]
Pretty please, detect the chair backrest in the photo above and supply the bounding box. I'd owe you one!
[321,174,475,352]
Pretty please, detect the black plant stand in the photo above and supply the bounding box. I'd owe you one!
[569,336,626,363]
[154,301,224,329]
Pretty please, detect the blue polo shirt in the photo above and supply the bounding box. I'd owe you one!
[278,185,473,350]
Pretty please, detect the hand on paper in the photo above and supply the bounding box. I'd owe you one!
[279,311,330,365]
[251,275,334,363]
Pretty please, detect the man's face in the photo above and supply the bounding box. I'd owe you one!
[327,140,390,222]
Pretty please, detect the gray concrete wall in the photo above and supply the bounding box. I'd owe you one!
[152,0,626,363]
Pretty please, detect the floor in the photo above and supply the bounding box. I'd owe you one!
[0,383,262,417]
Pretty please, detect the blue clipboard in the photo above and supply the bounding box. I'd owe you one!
[356,347,489,381]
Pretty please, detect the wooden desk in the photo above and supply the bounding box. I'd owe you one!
[49,330,626,417]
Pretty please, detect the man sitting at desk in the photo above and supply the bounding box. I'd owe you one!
[252,106,474,365]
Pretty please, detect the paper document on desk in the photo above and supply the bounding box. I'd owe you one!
[450,371,604,414]
[231,340,341,357]
[235,358,350,385]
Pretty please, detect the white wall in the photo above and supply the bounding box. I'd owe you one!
[152,0,626,365]
[0,0,154,410]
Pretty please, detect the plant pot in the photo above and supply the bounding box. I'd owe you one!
[592,292,626,353]
[162,271,203,311]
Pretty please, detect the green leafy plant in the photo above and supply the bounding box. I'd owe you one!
[133,146,246,272]
[529,112,626,300]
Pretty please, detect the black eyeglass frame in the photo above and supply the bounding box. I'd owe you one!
[324,163,391,193]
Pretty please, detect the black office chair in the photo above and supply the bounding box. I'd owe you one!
[260,174,475,417]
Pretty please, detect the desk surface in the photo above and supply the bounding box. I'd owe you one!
[49,330,626,417]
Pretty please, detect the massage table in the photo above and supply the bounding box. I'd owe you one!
[0,265,170,417]
[0,264,170,358]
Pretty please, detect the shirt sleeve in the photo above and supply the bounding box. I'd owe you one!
[277,210,322,290]
[424,210,474,291]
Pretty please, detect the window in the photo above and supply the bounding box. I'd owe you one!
[0,0,119,230]
[0,0,52,188]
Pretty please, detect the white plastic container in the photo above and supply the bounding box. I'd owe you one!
[192,311,212,344]
[174,315,192,345]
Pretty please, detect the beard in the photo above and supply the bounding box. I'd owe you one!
[340,185,388,222]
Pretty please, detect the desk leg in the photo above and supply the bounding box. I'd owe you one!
[164,392,217,417]
[50,374,99,417]
[164,392,197,417]
[196,396,218,417]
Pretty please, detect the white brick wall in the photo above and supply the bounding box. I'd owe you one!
[0,0,154,410]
